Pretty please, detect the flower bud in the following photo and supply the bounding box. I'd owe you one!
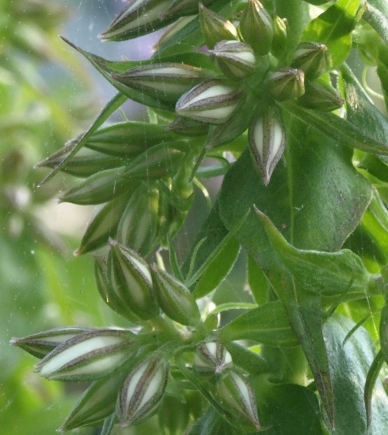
[10,327,92,359]
[176,79,243,125]
[117,355,169,427]
[165,117,209,137]
[34,329,135,382]
[151,264,201,326]
[248,106,286,185]
[111,63,208,105]
[59,167,136,205]
[60,372,126,431]
[291,42,332,80]
[214,369,261,432]
[193,342,232,373]
[123,142,186,180]
[239,0,274,55]
[271,15,287,58]
[267,67,305,101]
[108,239,159,320]
[211,41,257,79]
[117,183,159,256]
[100,0,172,41]
[198,3,238,49]
[298,78,344,111]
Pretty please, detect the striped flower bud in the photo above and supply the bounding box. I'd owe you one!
[111,63,207,105]
[193,342,232,373]
[248,107,286,185]
[176,79,243,125]
[298,78,344,111]
[199,3,238,49]
[211,41,257,79]
[271,15,287,58]
[165,117,209,137]
[108,240,159,320]
[10,327,92,359]
[239,0,274,55]
[214,369,261,432]
[291,42,332,80]
[123,142,185,180]
[60,372,126,431]
[267,67,305,101]
[100,0,172,41]
[117,355,169,427]
[151,265,201,326]
[34,329,135,382]
[59,167,137,205]
[117,183,159,256]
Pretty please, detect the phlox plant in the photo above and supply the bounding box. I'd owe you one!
[11,0,388,434]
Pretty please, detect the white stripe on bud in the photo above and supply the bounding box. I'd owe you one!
[194,341,232,373]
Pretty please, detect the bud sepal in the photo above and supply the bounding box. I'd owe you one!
[291,42,332,80]
[193,341,233,373]
[267,67,305,102]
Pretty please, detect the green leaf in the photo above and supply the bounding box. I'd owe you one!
[189,406,245,435]
[363,1,388,48]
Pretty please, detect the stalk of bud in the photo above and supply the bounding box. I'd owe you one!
[239,0,274,55]
[10,327,92,359]
[211,41,257,79]
[108,240,159,320]
[176,79,243,125]
[291,42,332,80]
[193,342,233,373]
[267,67,305,101]
[298,78,344,111]
[151,264,201,326]
[117,355,169,427]
[213,369,262,432]
[198,3,238,49]
[248,106,286,185]
[34,329,135,382]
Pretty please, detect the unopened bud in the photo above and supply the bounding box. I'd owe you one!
[111,63,208,105]
[199,3,238,49]
[248,107,286,185]
[239,0,274,55]
[291,42,332,80]
[298,78,344,111]
[151,265,201,326]
[271,16,287,58]
[211,41,257,79]
[34,328,135,382]
[100,0,172,41]
[267,67,305,101]
[108,240,159,320]
[194,342,232,373]
[176,79,243,124]
[117,355,169,427]
[10,327,92,359]
[214,369,261,432]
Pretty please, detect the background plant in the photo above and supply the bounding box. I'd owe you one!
[10,0,388,434]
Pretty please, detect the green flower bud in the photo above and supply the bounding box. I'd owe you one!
[158,395,190,435]
[267,67,305,101]
[108,240,159,320]
[199,3,238,49]
[123,141,186,180]
[239,0,274,55]
[291,42,332,80]
[117,183,159,256]
[176,79,244,125]
[85,121,176,158]
[112,63,207,105]
[59,167,136,205]
[151,264,201,326]
[193,342,233,373]
[211,40,257,79]
[60,372,126,431]
[298,78,344,111]
[248,106,286,185]
[117,355,169,427]
[10,327,92,359]
[165,117,209,137]
[214,369,261,432]
[34,329,135,382]
[271,15,288,58]
[100,0,172,41]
